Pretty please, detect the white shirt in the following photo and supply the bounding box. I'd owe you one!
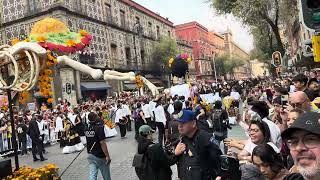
[154,105,167,126]
[114,108,127,124]
[142,104,152,118]
[167,104,174,115]
[55,116,64,132]
[123,104,131,116]
[37,120,44,135]
[149,101,157,117]
[244,141,280,155]
[230,91,240,100]
[262,117,282,148]
[68,113,77,125]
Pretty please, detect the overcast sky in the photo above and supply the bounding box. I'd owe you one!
[134,0,254,53]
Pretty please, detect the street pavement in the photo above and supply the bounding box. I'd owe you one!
[5,125,246,180]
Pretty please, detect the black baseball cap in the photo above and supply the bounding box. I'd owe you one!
[282,112,320,139]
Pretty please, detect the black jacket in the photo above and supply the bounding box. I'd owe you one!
[177,129,222,180]
[136,136,177,180]
[28,119,40,140]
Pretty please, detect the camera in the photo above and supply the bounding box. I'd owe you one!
[220,155,241,180]
[281,95,288,106]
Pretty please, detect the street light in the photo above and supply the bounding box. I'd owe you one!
[133,22,143,72]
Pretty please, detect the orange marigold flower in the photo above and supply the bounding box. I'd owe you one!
[79,30,88,36]
[66,39,77,47]
[36,36,46,42]
[47,98,54,104]
[11,39,20,45]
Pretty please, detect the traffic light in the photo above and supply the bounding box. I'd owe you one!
[272,51,282,67]
[300,0,320,30]
[312,34,320,62]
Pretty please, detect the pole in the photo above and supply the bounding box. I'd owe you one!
[3,66,19,170]
[7,89,19,170]
[213,56,218,83]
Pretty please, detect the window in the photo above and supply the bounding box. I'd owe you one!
[80,54,95,65]
[125,47,131,63]
[148,22,152,36]
[111,44,117,59]
[168,30,171,37]
[120,10,125,28]
[140,50,145,65]
[135,16,140,24]
[156,26,160,40]
[105,3,112,22]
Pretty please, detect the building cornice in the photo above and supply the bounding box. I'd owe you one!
[120,0,174,27]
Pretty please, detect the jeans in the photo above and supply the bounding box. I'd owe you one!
[87,154,111,180]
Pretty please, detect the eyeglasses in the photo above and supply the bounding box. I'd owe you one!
[290,99,307,108]
[286,134,320,150]
[248,128,260,133]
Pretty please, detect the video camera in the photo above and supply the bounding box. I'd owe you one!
[220,155,241,180]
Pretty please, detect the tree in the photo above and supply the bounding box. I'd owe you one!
[211,0,285,54]
[150,36,177,74]
[215,55,245,78]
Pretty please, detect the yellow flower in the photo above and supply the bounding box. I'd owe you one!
[11,38,20,45]
[168,58,174,67]
[66,39,76,47]
[36,36,46,42]
[187,57,192,63]
[24,38,30,42]
[79,29,88,36]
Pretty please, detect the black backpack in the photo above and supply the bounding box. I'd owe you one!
[211,109,226,141]
[133,145,155,180]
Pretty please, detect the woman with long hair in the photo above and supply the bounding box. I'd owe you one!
[252,144,289,180]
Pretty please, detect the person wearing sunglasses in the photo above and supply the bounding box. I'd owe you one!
[282,112,320,180]
[289,91,312,112]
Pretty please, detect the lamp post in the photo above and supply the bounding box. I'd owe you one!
[133,22,143,73]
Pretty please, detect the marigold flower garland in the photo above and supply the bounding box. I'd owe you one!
[135,75,144,89]
[4,163,59,180]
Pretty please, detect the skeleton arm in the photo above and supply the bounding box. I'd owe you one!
[57,55,103,80]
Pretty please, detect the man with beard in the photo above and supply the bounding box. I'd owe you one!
[282,112,320,180]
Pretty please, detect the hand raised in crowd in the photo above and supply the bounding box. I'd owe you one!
[174,141,186,156]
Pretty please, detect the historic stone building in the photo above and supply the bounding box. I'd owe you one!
[175,22,214,81]
[0,0,175,104]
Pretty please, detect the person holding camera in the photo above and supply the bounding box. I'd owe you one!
[134,125,177,180]
[174,110,222,180]
[85,112,111,180]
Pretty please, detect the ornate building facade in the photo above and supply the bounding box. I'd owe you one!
[0,0,175,103]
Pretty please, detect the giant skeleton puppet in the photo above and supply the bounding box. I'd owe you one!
[165,54,193,99]
[0,18,158,104]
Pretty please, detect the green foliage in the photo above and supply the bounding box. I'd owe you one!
[211,0,285,54]
[150,36,177,73]
[151,36,177,65]
[215,55,246,77]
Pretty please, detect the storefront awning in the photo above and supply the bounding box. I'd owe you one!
[81,82,111,91]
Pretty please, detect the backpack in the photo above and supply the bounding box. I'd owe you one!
[212,109,226,141]
[133,144,155,180]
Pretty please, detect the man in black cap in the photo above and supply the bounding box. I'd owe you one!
[282,112,320,180]
[174,110,222,180]
[85,112,111,180]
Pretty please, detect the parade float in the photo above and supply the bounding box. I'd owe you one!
[166,53,193,98]
[0,17,159,99]
[0,17,161,175]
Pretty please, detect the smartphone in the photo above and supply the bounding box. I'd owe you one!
[220,155,241,180]
[281,95,288,106]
